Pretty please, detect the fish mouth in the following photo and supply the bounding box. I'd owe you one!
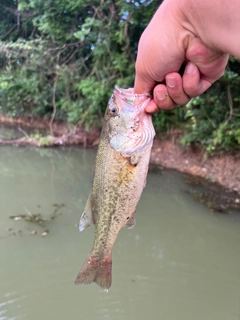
[114,86,152,111]
[114,86,151,97]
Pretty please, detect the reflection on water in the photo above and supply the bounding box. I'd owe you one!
[0,145,240,320]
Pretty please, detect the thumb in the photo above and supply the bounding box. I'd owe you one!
[134,43,159,94]
[134,71,157,95]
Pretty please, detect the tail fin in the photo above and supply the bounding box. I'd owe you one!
[75,253,112,290]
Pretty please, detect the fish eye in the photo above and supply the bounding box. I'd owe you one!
[108,98,118,116]
[108,106,118,116]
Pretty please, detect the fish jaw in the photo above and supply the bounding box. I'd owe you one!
[75,252,112,290]
[107,86,155,154]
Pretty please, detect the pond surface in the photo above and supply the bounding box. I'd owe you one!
[0,145,240,320]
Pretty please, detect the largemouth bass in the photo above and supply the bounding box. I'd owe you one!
[75,86,155,290]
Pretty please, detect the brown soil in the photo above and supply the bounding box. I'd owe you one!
[1,116,240,194]
[151,135,240,193]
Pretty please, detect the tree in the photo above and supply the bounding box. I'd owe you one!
[0,0,159,127]
[0,0,239,151]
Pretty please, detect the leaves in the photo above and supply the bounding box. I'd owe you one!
[0,0,156,127]
[178,60,240,151]
[0,0,240,152]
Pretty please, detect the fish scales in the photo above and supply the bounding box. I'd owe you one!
[75,86,155,290]
[92,131,152,252]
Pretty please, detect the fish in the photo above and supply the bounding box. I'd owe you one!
[75,86,155,290]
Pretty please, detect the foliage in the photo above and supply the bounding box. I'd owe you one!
[0,0,240,152]
[179,59,240,152]
[0,0,159,128]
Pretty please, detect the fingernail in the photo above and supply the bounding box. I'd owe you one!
[166,77,176,88]
[156,90,167,100]
[185,63,196,75]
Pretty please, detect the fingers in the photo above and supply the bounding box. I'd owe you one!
[165,73,190,105]
[183,62,212,97]
[144,54,228,113]
[145,84,175,113]
[145,62,218,113]
[145,72,192,113]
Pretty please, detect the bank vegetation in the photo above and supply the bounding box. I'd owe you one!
[0,0,240,154]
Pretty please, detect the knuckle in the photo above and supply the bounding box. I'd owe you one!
[183,84,199,97]
[157,100,176,110]
[167,89,190,106]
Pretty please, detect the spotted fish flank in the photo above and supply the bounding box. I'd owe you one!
[75,86,155,290]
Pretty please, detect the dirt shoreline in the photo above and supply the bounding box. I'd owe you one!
[1,116,240,194]
[151,137,240,193]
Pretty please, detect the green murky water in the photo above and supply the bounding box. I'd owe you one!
[0,145,240,320]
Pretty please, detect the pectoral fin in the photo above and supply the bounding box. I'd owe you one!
[126,154,140,166]
[125,211,136,229]
[79,196,94,232]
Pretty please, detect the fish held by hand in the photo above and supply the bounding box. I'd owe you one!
[75,86,155,290]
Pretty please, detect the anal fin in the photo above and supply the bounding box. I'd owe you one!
[129,154,140,166]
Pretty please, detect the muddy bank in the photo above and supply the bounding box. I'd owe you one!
[0,116,101,147]
[150,136,240,194]
[0,116,240,193]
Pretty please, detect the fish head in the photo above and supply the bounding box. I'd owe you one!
[105,86,156,154]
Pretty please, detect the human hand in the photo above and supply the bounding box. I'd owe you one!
[134,0,229,113]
